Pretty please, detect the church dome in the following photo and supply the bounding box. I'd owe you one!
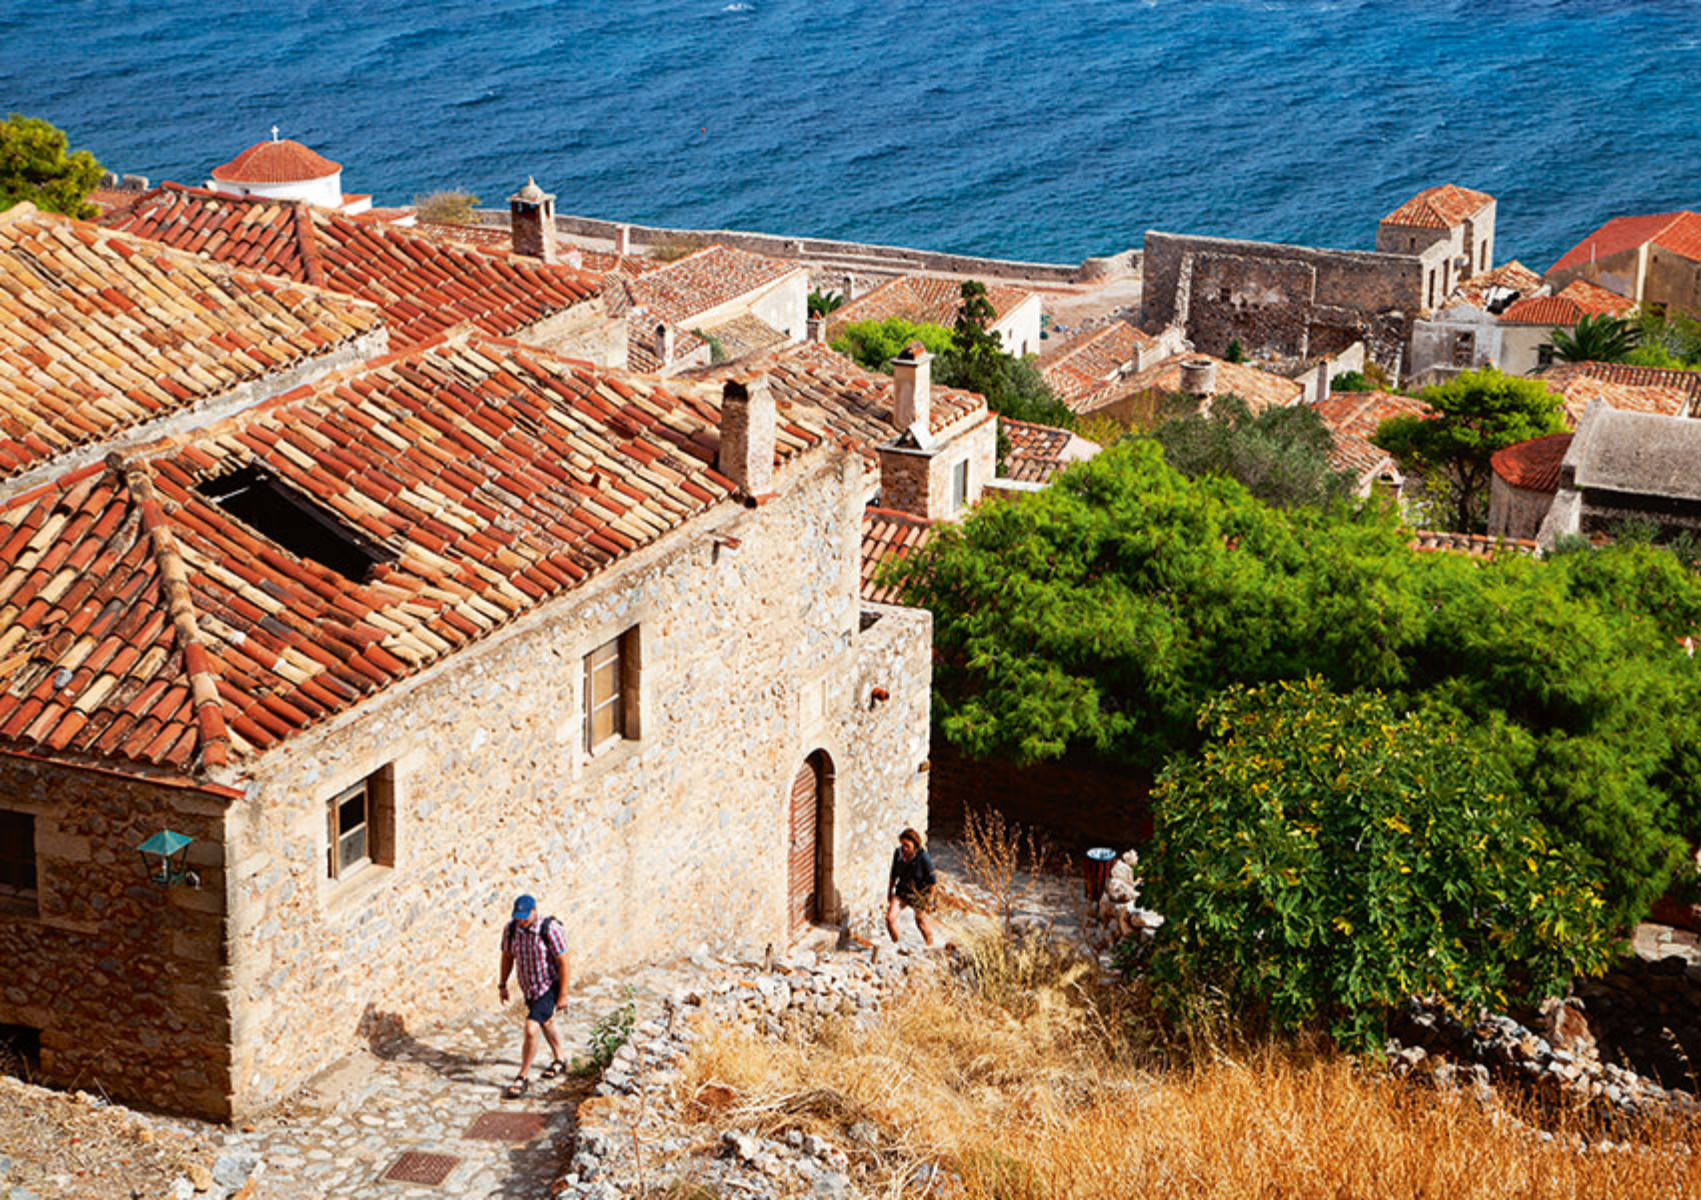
[211,138,341,185]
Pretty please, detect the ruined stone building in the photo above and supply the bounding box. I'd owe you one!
[0,204,931,1120]
[1140,184,1498,377]
[1547,210,1701,315]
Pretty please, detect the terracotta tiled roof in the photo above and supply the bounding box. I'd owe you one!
[861,507,933,604]
[1036,321,1153,403]
[211,139,340,184]
[85,187,146,218]
[1000,418,1100,485]
[625,245,800,326]
[1550,211,1701,274]
[698,313,788,361]
[1445,261,1543,310]
[825,275,1032,341]
[1538,361,1701,425]
[104,184,603,351]
[1080,353,1304,418]
[1499,279,1633,326]
[1381,184,1493,229]
[1309,391,1432,485]
[408,219,513,252]
[1491,432,1573,494]
[689,341,987,459]
[1409,530,1538,558]
[0,203,381,486]
[0,335,826,775]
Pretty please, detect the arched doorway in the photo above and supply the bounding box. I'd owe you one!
[787,750,835,935]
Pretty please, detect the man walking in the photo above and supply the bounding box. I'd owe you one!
[498,893,569,1098]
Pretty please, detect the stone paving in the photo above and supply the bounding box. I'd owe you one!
[167,841,1085,1200]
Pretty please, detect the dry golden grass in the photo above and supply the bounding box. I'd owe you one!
[679,933,1701,1199]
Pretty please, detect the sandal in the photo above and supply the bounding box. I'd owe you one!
[503,1075,529,1099]
[541,1059,568,1080]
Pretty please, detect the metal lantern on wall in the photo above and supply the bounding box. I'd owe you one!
[136,829,197,888]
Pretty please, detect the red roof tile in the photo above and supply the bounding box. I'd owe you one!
[688,341,988,458]
[1550,211,1701,274]
[1499,279,1633,326]
[0,336,826,775]
[825,275,1033,341]
[1409,529,1538,558]
[624,244,801,326]
[1036,321,1153,403]
[1491,432,1573,493]
[211,139,340,184]
[1000,418,1099,485]
[0,204,381,486]
[1381,185,1493,229]
[1079,353,1304,418]
[1309,391,1432,485]
[1445,261,1543,310]
[861,507,933,603]
[103,184,604,351]
[1537,361,1701,424]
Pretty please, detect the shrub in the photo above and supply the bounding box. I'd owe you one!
[830,317,953,372]
[1331,369,1370,392]
[1145,679,1616,1050]
[412,189,480,225]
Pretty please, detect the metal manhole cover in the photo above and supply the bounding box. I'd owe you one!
[382,1151,461,1186]
[465,1110,548,1142]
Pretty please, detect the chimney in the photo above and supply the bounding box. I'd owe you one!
[653,323,674,368]
[614,224,632,256]
[807,316,828,344]
[1178,357,1218,397]
[508,176,557,263]
[718,375,776,497]
[892,341,932,434]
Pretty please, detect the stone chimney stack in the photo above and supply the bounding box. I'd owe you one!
[653,323,674,369]
[807,316,828,344]
[508,176,557,263]
[892,342,933,433]
[1179,357,1218,398]
[718,375,776,497]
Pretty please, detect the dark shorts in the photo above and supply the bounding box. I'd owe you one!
[896,886,936,914]
[525,991,558,1024]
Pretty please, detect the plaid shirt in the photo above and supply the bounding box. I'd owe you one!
[503,917,567,1001]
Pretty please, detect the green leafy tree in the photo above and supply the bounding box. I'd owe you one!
[934,280,1075,426]
[1372,367,1564,532]
[1550,312,1640,364]
[891,440,1701,928]
[1627,307,1701,369]
[1330,370,1370,392]
[1148,393,1355,510]
[1224,338,1246,364]
[1145,679,1616,1050]
[830,317,953,372]
[0,114,103,218]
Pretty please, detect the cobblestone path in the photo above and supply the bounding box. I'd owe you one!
[191,841,1084,1200]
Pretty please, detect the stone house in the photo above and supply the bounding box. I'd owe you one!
[1374,184,1497,307]
[1539,400,1701,545]
[1494,281,1635,376]
[0,213,930,1121]
[1547,210,1701,315]
[825,274,1043,359]
[1406,261,1544,385]
[102,182,627,366]
[616,244,811,374]
[1488,432,1572,539]
[1036,320,1189,408]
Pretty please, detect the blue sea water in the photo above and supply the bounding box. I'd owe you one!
[3,1,1699,270]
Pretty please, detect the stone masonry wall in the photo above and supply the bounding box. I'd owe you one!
[1141,231,1425,371]
[215,444,929,1116]
[0,758,234,1119]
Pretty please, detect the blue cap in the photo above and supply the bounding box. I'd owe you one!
[511,894,536,919]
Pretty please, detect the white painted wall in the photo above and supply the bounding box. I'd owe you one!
[208,172,345,210]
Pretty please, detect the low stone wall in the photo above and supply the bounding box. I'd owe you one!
[472,211,1104,286]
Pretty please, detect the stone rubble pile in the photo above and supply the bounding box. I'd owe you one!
[555,940,938,1200]
[1389,998,1698,1119]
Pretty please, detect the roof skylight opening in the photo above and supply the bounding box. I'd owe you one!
[196,464,393,584]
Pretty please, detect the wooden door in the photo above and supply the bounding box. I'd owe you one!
[788,758,819,934]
